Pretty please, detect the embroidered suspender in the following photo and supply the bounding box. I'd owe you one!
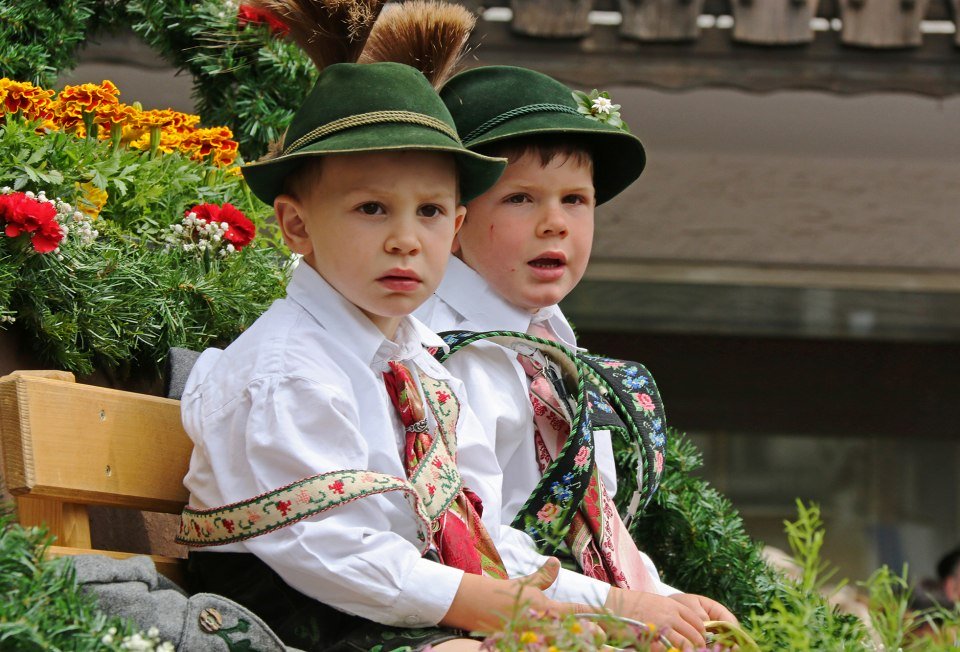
[177,371,464,552]
[433,330,666,546]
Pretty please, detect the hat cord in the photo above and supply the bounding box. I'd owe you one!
[461,103,581,145]
[284,110,460,155]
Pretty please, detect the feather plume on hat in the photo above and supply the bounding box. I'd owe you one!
[359,1,476,89]
[244,0,386,69]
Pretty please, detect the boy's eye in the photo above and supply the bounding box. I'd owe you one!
[563,194,587,205]
[418,204,444,218]
[358,202,385,215]
[505,194,530,204]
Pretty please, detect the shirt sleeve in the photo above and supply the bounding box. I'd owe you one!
[451,377,612,608]
[187,374,464,627]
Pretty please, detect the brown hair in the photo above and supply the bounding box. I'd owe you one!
[475,135,594,172]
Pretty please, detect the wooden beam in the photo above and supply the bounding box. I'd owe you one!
[467,20,960,96]
[562,278,960,341]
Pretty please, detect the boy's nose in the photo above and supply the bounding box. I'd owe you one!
[536,203,569,238]
[385,218,421,255]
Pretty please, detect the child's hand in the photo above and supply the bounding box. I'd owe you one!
[441,557,587,632]
[668,592,738,625]
[603,587,707,650]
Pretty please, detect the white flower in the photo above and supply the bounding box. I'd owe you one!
[591,96,613,115]
[101,633,114,645]
[147,627,160,638]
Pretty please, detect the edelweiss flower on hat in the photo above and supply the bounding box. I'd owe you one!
[572,88,628,132]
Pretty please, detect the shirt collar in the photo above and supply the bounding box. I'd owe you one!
[286,262,446,370]
[435,256,577,347]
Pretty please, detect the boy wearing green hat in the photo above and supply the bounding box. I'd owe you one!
[176,6,598,651]
[417,65,737,649]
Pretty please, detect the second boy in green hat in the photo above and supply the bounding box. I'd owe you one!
[417,65,737,650]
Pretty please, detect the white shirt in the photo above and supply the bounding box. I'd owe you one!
[416,256,677,597]
[181,263,607,630]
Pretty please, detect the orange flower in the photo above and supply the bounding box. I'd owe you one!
[180,126,239,167]
[93,102,138,129]
[137,108,198,131]
[56,80,120,113]
[0,78,55,121]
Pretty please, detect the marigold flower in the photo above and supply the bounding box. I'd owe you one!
[57,80,120,113]
[0,78,55,121]
[180,126,239,167]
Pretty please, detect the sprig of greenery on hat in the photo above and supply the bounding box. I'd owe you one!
[0,78,290,377]
[572,88,629,132]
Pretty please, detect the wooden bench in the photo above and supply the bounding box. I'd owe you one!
[0,369,190,585]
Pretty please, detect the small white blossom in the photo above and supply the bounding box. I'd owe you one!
[591,96,613,114]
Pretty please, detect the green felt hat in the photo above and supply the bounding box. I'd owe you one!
[440,66,646,205]
[242,62,506,205]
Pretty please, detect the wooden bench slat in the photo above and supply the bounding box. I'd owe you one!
[1,375,190,513]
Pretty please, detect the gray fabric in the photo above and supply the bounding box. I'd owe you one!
[71,554,302,652]
[165,347,203,400]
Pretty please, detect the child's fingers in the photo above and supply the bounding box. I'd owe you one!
[520,556,560,591]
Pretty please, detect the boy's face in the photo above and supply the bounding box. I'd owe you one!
[454,151,594,312]
[275,151,465,337]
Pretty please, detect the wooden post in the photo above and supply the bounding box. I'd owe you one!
[731,0,820,45]
[510,0,594,38]
[839,0,932,48]
[618,0,707,41]
[0,370,91,550]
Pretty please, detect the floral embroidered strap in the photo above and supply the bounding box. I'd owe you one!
[434,331,667,540]
[435,330,594,553]
[177,372,465,552]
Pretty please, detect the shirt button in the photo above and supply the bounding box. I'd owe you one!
[404,615,420,625]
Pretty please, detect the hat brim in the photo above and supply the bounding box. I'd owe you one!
[464,111,646,205]
[242,122,506,206]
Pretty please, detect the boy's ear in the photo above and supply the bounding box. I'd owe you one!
[451,204,467,254]
[274,194,313,257]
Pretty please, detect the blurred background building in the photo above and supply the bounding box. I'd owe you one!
[62,0,960,584]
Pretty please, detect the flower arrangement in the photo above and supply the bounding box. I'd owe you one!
[0,78,290,377]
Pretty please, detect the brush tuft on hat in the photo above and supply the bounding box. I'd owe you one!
[246,0,386,70]
[359,1,476,89]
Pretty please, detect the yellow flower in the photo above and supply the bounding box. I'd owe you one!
[76,182,108,219]
[518,631,539,645]
[180,126,239,167]
[57,80,120,112]
[646,622,658,635]
[0,78,55,121]
[567,621,583,634]
[547,647,559,652]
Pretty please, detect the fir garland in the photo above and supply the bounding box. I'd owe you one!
[0,510,141,651]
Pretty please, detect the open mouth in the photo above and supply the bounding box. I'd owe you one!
[528,256,565,269]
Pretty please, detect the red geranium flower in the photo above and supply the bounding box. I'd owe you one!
[0,192,63,253]
[237,4,290,35]
[218,203,256,249]
[186,202,220,223]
